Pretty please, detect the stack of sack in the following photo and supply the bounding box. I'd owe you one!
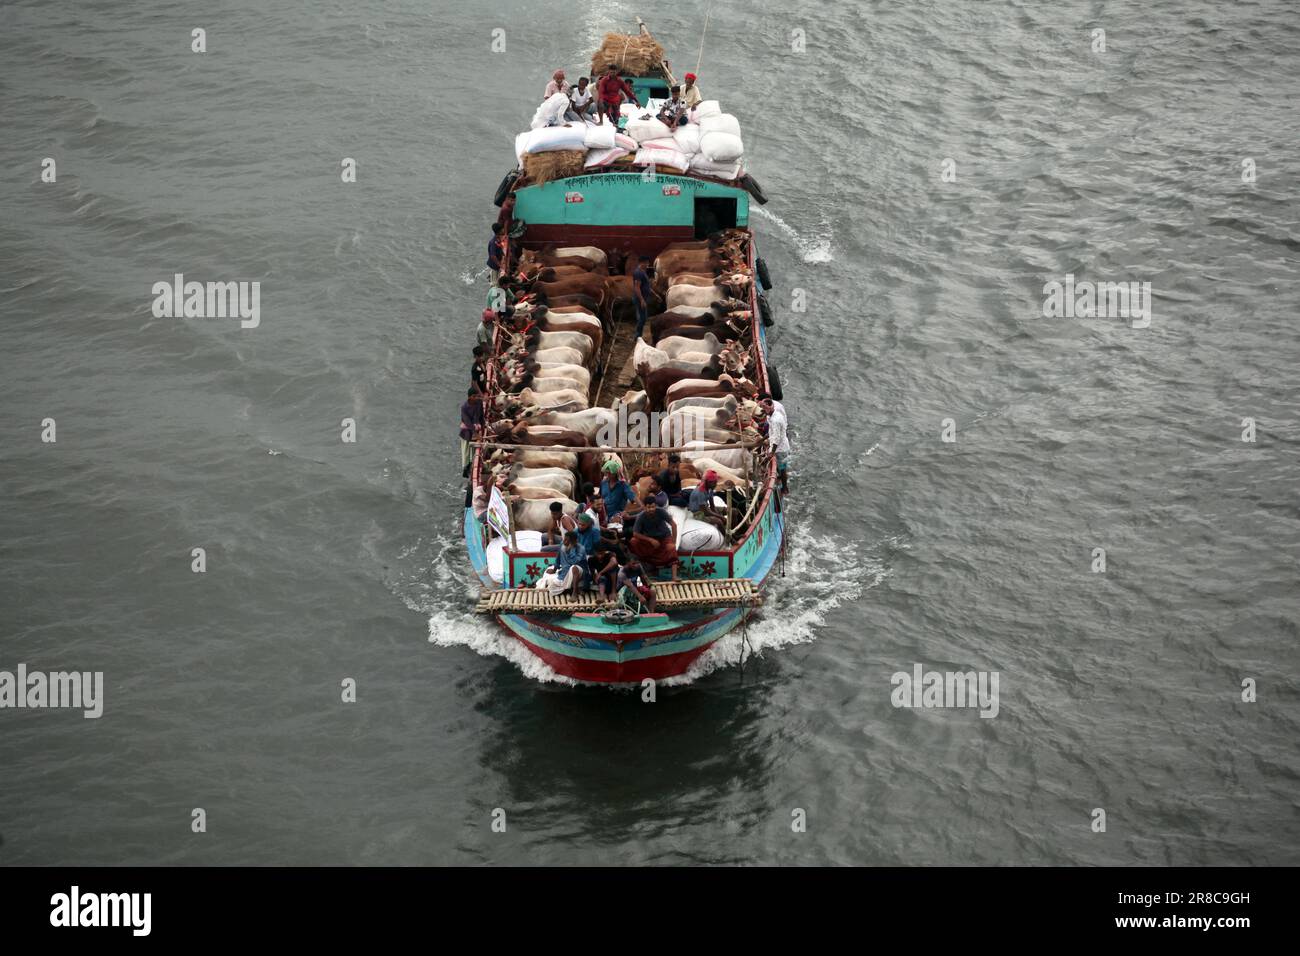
[692,111,744,179]
[585,132,639,168]
[516,97,745,181]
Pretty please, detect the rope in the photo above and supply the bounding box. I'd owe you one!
[695,6,712,77]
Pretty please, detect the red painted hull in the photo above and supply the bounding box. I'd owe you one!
[522,223,694,258]
[511,631,712,683]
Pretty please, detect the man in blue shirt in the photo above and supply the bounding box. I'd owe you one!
[632,256,654,339]
[599,460,637,524]
[574,512,602,556]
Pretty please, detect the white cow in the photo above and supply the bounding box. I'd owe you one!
[525,407,618,442]
[507,387,587,411]
[668,394,738,416]
[681,442,747,470]
[529,346,586,368]
[530,363,591,390]
[665,284,731,311]
[657,332,724,357]
[633,338,714,374]
[516,450,578,470]
[513,496,578,532]
[528,331,595,362]
[554,246,607,267]
[496,466,577,499]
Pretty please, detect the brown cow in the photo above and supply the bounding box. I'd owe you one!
[637,360,724,409]
[531,274,608,306]
[502,423,590,449]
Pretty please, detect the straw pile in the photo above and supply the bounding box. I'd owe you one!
[590,32,665,76]
[522,150,586,184]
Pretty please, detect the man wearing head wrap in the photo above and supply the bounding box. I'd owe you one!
[682,73,702,108]
[543,69,571,100]
[687,470,727,533]
[476,308,495,349]
[599,459,637,525]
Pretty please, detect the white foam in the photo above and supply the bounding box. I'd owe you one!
[752,206,834,263]
[663,517,890,685]
[415,519,885,689]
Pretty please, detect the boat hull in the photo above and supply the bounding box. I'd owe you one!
[498,605,753,683]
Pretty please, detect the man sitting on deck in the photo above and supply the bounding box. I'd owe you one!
[656,453,690,507]
[682,72,703,108]
[568,76,596,122]
[617,559,656,612]
[629,496,679,582]
[542,69,570,99]
[656,85,689,127]
[687,470,728,534]
[551,530,589,597]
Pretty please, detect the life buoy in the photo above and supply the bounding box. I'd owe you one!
[756,256,772,291]
[493,170,519,207]
[758,292,773,327]
[740,173,768,205]
[767,365,783,402]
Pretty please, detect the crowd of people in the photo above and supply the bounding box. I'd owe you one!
[535,66,704,129]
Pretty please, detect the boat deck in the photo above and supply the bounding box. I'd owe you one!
[592,314,642,408]
[475,578,762,615]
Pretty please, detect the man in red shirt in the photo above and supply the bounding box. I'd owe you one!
[596,63,639,125]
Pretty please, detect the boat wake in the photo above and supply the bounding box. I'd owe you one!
[752,206,834,263]
[664,515,890,685]
[414,532,577,685]
[415,516,886,688]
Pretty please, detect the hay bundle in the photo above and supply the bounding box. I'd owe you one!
[590,32,665,76]
[522,150,586,184]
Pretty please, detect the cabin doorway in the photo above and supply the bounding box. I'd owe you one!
[694,198,737,238]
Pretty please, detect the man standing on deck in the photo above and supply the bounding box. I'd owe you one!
[632,256,654,340]
[487,222,505,283]
[759,392,790,494]
[487,275,515,315]
[459,388,484,475]
[682,72,703,108]
[599,459,637,526]
[476,308,495,349]
[596,63,639,125]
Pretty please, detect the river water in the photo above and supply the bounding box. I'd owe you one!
[1,0,1297,865]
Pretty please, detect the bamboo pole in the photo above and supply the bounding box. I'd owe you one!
[636,17,676,86]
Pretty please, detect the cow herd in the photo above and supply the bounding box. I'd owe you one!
[474,230,770,534]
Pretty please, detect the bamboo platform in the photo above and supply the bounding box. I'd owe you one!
[475,578,761,615]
